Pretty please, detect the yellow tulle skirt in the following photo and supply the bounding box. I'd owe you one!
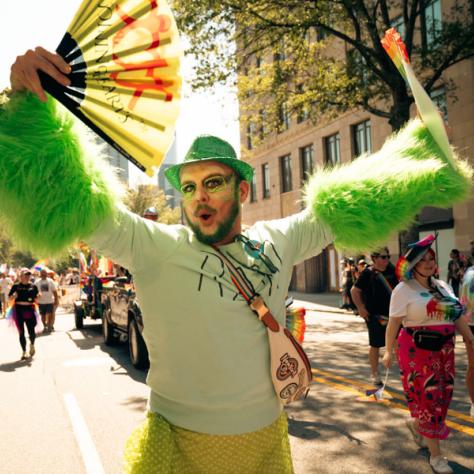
[124,411,294,473]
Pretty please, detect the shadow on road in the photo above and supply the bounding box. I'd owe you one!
[66,322,147,385]
[0,358,34,372]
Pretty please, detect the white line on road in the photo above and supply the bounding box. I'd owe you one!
[63,392,106,474]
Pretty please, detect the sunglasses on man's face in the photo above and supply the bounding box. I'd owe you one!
[180,174,234,198]
[376,255,390,260]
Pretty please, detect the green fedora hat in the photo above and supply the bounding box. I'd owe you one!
[164,135,254,191]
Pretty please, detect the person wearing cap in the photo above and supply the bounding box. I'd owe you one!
[7,268,39,359]
[383,235,474,474]
[459,263,474,418]
[35,268,59,332]
[1,47,473,472]
[351,247,398,386]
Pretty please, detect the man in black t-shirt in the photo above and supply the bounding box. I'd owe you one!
[351,247,398,386]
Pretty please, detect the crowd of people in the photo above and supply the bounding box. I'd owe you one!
[0,265,82,359]
[340,237,474,474]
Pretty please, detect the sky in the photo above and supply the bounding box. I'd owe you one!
[0,1,240,186]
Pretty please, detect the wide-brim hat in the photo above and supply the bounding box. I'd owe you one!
[395,234,437,281]
[20,267,32,276]
[164,135,254,191]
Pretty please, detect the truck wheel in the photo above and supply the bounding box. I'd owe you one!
[129,319,149,369]
[74,305,84,330]
[102,309,116,346]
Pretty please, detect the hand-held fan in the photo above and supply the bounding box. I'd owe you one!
[381,28,454,168]
[285,306,306,344]
[39,0,181,177]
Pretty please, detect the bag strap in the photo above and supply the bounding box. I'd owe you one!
[211,245,279,331]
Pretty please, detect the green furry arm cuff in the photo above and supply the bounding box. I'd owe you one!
[304,119,472,251]
[0,92,121,256]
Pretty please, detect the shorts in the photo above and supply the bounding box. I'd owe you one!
[365,314,387,348]
[124,411,293,473]
[39,303,54,316]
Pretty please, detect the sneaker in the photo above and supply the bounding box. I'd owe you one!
[29,344,35,357]
[429,456,453,474]
[470,404,474,418]
[21,351,28,360]
[405,418,427,448]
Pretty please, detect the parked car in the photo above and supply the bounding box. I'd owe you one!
[101,276,149,369]
[73,275,105,329]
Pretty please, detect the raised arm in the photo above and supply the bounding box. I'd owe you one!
[304,119,472,252]
[0,48,121,256]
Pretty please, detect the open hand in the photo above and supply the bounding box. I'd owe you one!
[10,47,71,102]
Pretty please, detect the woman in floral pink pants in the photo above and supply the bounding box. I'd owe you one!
[383,235,474,474]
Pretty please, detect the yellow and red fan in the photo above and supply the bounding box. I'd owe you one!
[39,0,181,176]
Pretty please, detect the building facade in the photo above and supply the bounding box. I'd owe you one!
[240,0,474,292]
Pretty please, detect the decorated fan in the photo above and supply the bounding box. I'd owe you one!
[381,28,453,169]
[285,306,306,344]
[39,0,182,176]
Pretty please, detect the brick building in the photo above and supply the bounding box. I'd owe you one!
[240,0,474,292]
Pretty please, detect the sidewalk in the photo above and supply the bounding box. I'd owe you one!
[289,291,354,315]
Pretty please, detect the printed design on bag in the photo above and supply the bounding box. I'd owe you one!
[276,353,299,380]
[292,369,309,400]
[280,383,298,400]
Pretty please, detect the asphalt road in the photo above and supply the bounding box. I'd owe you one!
[0,302,473,474]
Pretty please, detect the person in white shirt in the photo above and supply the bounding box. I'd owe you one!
[35,268,59,332]
[0,272,13,317]
[383,235,474,474]
[460,265,474,418]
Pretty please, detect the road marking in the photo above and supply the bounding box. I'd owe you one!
[63,358,111,367]
[63,393,106,474]
[312,368,474,437]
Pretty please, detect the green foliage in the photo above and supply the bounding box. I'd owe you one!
[123,185,181,225]
[171,0,474,131]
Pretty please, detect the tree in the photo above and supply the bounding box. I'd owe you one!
[172,0,474,132]
[123,185,181,224]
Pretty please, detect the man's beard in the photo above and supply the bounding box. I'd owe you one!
[184,198,240,245]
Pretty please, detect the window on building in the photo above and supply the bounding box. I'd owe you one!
[347,48,368,84]
[391,15,405,39]
[300,145,314,182]
[273,37,286,62]
[246,121,255,150]
[262,163,270,198]
[352,120,372,157]
[296,84,309,123]
[278,103,291,132]
[430,87,448,121]
[250,173,257,202]
[324,133,341,167]
[423,0,442,49]
[280,155,292,193]
[259,109,268,140]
